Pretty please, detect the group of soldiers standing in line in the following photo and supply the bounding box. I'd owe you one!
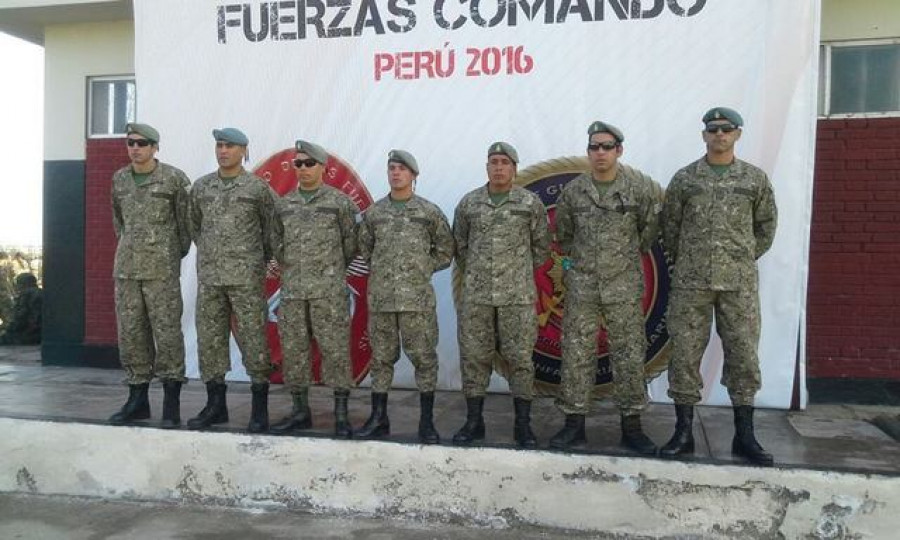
[108,105,777,466]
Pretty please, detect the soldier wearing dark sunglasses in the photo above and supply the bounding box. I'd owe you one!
[660,107,778,466]
[108,123,192,428]
[550,121,663,455]
[269,140,359,439]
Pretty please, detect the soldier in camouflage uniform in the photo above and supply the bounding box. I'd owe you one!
[270,140,358,439]
[0,273,42,346]
[187,127,277,433]
[356,150,455,444]
[107,123,191,428]
[451,142,550,448]
[660,107,778,466]
[549,121,662,455]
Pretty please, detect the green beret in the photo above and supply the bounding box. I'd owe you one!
[487,141,519,164]
[587,121,624,143]
[388,149,419,175]
[295,140,328,165]
[702,107,743,127]
[212,127,249,146]
[126,123,159,143]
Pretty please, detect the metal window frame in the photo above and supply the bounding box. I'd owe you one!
[819,38,900,119]
[86,74,137,139]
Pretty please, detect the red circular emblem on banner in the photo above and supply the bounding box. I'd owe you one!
[254,149,374,385]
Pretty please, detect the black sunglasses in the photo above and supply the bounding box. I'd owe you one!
[126,138,152,147]
[588,141,618,152]
[705,124,738,134]
[293,158,319,169]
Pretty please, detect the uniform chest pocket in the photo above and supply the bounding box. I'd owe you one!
[147,191,175,222]
[315,206,340,223]
[232,196,259,220]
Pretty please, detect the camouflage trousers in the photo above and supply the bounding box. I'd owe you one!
[557,296,648,416]
[277,295,352,392]
[666,287,761,406]
[458,302,536,399]
[368,310,438,393]
[196,282,272,384]
[115,277,186,384]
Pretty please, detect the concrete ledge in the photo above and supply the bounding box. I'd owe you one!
[2,418,899,537]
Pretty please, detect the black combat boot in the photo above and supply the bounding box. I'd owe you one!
[549,414,586,450]
[248,383,269,433]
[418,392,440,445]
[659,405,695,458]
[270,388,313,435]
[187,381,229,430]
[109,383,151,425]
[732,406,774,466]
[334,389,353,439]
[452,396,486,445]
[513,398,537,449]
[620,414,658,456]
[356,393,390,439]
[159,381,182,429]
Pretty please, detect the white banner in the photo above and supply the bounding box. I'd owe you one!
[135,0,819,409]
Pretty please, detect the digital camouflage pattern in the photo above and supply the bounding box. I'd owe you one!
[555,165,663,415]
[666,288,760,406]
[195,282,271,384]
[358,194,453,392]
[273,184,358,391]
[114,277,184,383]
[368,311,439,393]
[111,161,191,383]
[453,185,550,306]
[662,158,777,406]
[661,158,777,292]
[189,170,277,286]
[112,162,192,279]
[0,281,42,346]
[278,297,352,391]
[190,170,277,384]
[357,195,454,312]
[273,185,358,299]
[458,303,537,399]
[453,184,550,399]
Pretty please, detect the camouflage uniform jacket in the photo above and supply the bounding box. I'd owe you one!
[555,165,662,304]
[662,158,777,291]
[190,170,277,286]
[358,194,454,312]
[453,184,550,306]
[273,185,358,300]
[112,161,192,279]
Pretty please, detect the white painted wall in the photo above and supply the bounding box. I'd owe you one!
[43,20,133,161]
[2,418,899,537]
[822,0,900,41]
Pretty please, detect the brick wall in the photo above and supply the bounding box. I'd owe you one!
[807,118,900,380]
[84,138,127,345]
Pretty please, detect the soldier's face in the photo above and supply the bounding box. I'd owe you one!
[293,152,324,189]
[486,155,516,190]
[215,141,245,169]
[702,121,742,154]
[587,133,622,175]
[388,162,415,191]
[126,136,157,166]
